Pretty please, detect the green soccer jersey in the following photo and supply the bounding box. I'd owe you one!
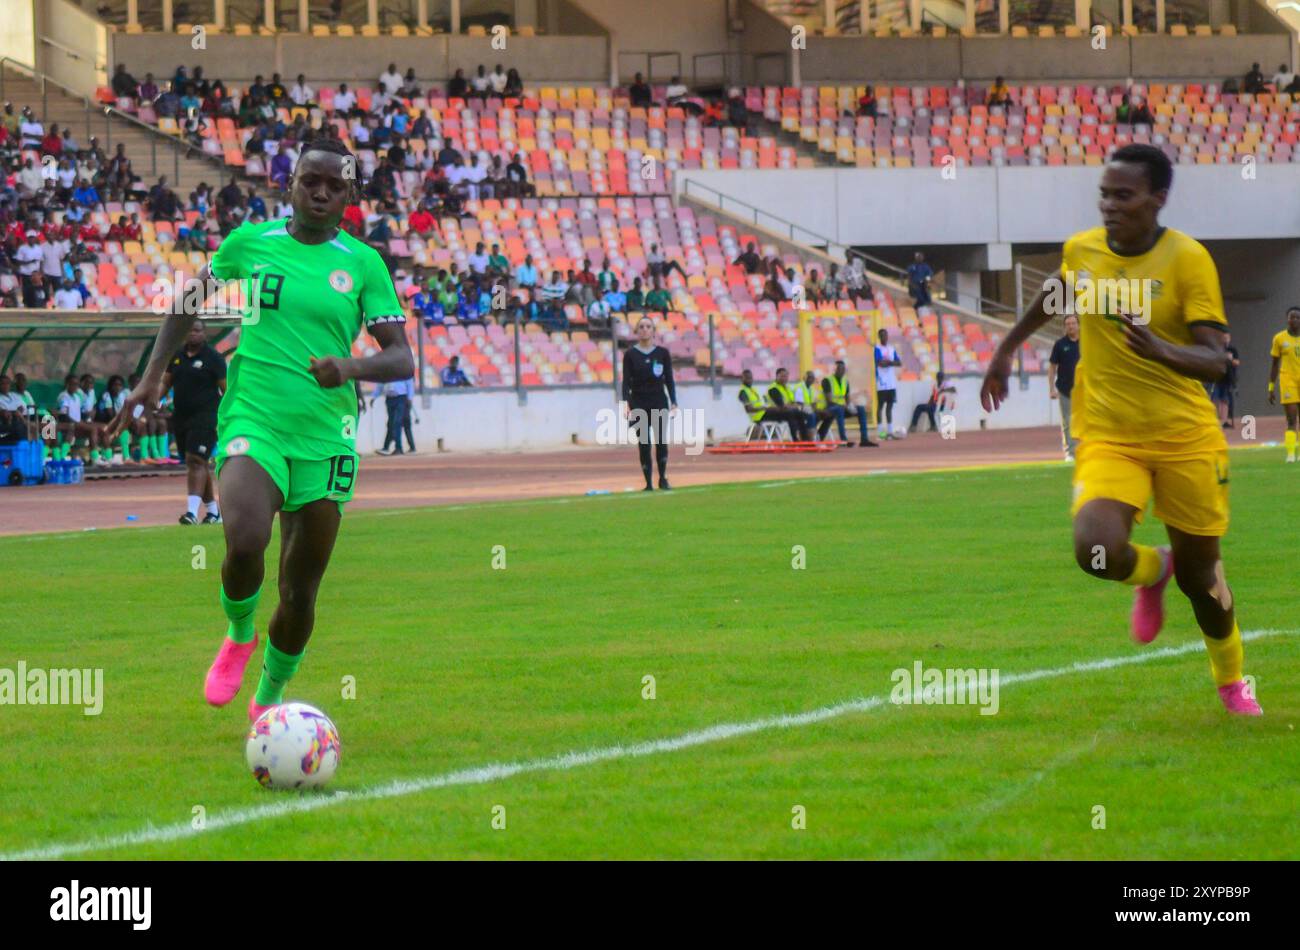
[209,218,404,454]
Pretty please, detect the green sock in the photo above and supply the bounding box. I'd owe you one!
[254,641,304,706]
[118,432,131,457]
[150,434,163,458]
[221,585,261,644]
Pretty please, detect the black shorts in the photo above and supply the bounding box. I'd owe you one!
[174,414,217,460]
[877,389,897,406]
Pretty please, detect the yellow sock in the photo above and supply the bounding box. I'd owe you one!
[1121,544,1164,587]
[1286,430,1297,457]
[1203,623,1244,687]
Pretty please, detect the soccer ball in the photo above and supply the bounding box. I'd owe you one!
[245,702,341,790]
[892,424,908,439]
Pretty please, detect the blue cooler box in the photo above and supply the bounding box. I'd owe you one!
[0,440,47,486]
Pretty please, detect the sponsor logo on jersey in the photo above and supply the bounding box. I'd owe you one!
[225,437,250,456]
[329,269,354,293]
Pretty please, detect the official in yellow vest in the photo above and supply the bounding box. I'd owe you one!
[821,360,877,447]
[794,370,830,440]
[765,367,815,441]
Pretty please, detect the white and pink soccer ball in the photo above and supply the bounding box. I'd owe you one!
[245,702,341,790]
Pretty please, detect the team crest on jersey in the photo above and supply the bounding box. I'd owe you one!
[329,269,353,293]
[226,437,250,456]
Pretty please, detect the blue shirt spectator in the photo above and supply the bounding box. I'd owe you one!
[514,259,538,288]
[603,288,627,312]
[440,358,472,387]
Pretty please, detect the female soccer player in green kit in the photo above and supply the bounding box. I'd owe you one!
[110,138,414,720]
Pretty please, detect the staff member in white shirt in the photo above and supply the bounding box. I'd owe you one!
[55,373,109,465]
[873,327,903,439]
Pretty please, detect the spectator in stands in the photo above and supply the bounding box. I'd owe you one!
[40,123,62,158]
[575,259,600,306]
[987,76,1011,108]
[514,254,539,290]
[19,107,43,150]
[735,242,762,274]
[408,199,439,238]
[857,88,878,118]
[540,270,569,326]
[448,68,469,100]
[777,267,800,302]
[504,67,524,99]
[1244,63,1266,95]
[727,88,748,134]
[486,244,510,282]
[910,372,956,433]
[379,63,403,98]
[53,277,82,310]
[111,63,139,100]
[646,243,686,281]
[906,251,933,309]
[506,152,534,197]
[290,74,315,107]
[22,269,49,308]
[333,82,360,117]
[665,75,688,105]
[437,140,463,169]
[145,176,179,222]
[441,355,472,387]
[630,73,653,108]
[15,233,41,279]
[270,148,294,191]
[761,267,785,304]
[766,367,814,441]
[1271,64,1294,92]
[604,278,627,314]
[467,241,490,279]
[804,268,825,305]
[1288,74,1300,95]
[471,65,492,100]
[40,232,65,283]
[1126,96,1154,126]
[625,276,646,311]
[489,64,509,98]
[645,277,672,314]
[595,259,618,293]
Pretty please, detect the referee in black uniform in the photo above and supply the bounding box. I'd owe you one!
[621,314,677,490]
[164,322,227,524]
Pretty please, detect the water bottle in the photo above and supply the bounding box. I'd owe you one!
[69,459,84,485]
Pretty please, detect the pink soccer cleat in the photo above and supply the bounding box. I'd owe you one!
[249,696,275,723]
[1218,680,1263,716]
[1131,546,1174,644]
[204,633,258,706]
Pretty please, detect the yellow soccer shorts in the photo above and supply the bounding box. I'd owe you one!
[1280,374,1300,405]
[1071,439,1229,537]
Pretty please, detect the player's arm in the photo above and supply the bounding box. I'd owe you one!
[1268,354,1280,405]
[1119,316,1228,383]
[980,285,1055,411]
[309,321,413,388]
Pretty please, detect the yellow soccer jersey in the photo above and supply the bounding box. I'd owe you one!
[1270,330,1300,381]
[1059,227,1226,446]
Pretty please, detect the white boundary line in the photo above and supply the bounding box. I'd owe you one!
[3,627,1291,862]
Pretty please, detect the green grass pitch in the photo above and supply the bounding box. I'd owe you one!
[1,449,1295,860]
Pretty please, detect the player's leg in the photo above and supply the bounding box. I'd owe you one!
[653,407,670,489]
[205,453,285,706]
[631,403,653,489]
[1165,526,1258,714]
[1285,402,1298,462]
[250,499,341,715]
[1072,449,1173,643]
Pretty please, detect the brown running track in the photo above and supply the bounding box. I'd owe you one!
[0,421,1284,537]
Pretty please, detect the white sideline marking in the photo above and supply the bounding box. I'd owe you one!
[2,628,1291,861]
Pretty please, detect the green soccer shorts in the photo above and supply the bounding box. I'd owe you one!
[213,423,359,512]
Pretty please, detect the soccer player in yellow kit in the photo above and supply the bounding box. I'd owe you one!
[980,144,1261,715]
[1267,307,1300,462]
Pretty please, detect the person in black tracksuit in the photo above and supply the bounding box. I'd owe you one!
[621,314,677,491]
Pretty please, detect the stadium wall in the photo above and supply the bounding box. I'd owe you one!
[106,33,610,86]
[564,0,732,83]
[791,34,1293,82]
[353,377,1061,453]
[675,165,1300,247]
